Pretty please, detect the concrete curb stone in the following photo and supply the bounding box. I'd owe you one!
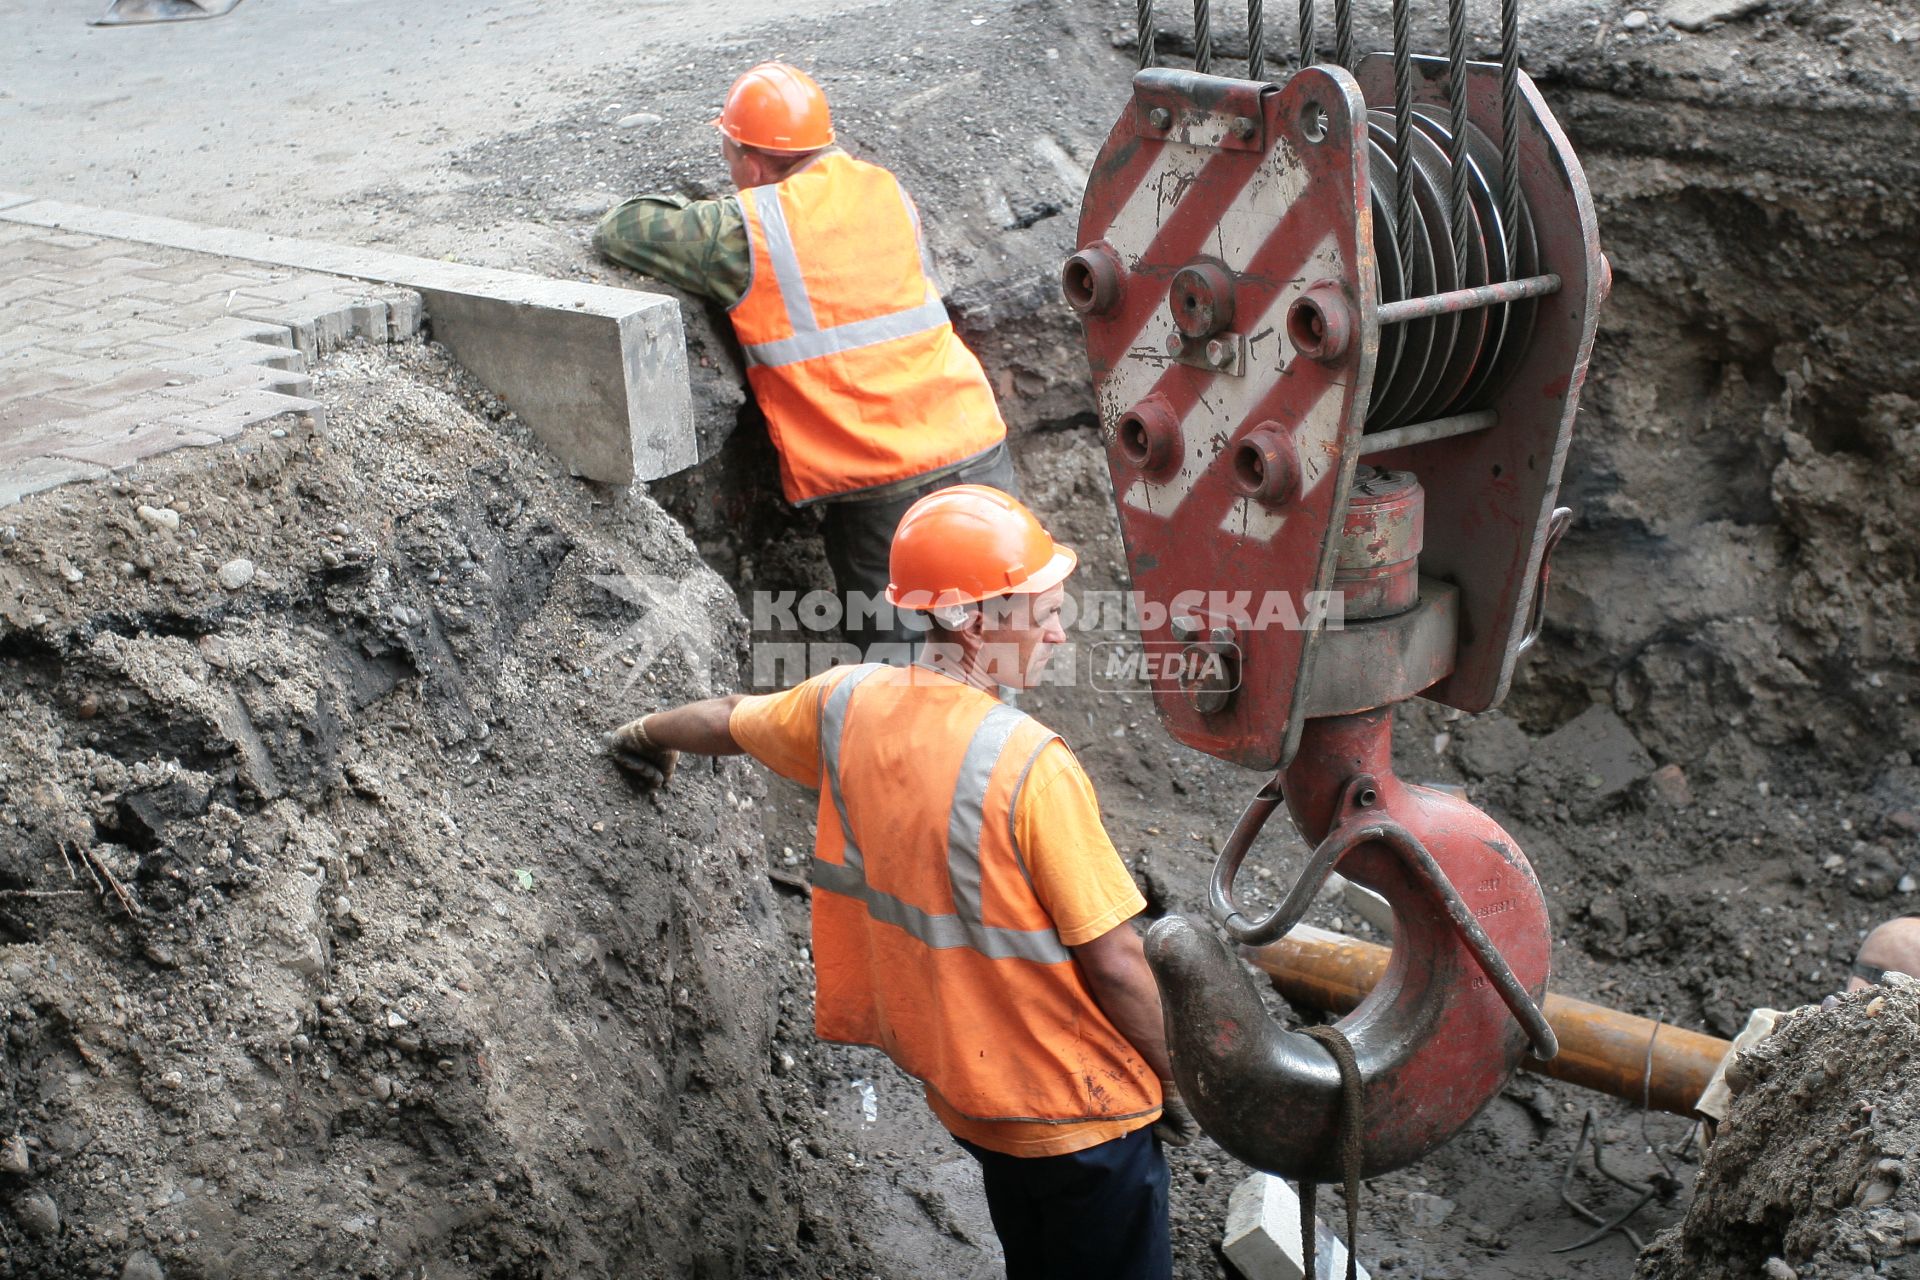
[0,195,695,487]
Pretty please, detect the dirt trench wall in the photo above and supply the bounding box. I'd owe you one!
[1521,5,1920,775]
[0,346,869,1279]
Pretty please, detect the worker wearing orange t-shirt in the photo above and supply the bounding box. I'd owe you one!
[606,486,1195,1278]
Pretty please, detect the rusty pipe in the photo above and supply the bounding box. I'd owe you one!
[1355,409,1496,457]
[1374,272,1562,326]
[1244,925,1731,1116]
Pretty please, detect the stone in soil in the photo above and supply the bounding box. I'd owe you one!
[1664,0,1768,29]
[216,557,255,590]
[122,1251,168,1280]
[1533,705,1655,804]
[14,1188,60,1237]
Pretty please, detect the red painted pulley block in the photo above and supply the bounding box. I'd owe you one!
[1069,58,1605,770]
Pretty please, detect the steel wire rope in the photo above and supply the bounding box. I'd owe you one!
[1333,0,1355,67]
[1500,0,1523,263]
[1248,0,1266,78]
[1138,0,1157,69]
[1445,0,1473,272]
[1195,0,1214,73]
[1298,0,1318,67]
[1390,0,1416,267]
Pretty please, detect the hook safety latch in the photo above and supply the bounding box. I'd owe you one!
[1208,773,1557,1061]
[1147,733,1559,1180]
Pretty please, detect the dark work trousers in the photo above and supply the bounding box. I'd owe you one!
[956,1127,1173,1280]
[818,441,1021,662]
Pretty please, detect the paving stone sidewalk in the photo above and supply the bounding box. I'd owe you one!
[0,220,421,507]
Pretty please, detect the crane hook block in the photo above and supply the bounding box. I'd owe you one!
[1069,59,1603,769]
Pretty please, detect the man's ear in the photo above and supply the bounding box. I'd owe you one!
[739,147,779,187]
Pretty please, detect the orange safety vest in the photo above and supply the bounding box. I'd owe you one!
[809,664,1161,1138]
[730,153,1007,505]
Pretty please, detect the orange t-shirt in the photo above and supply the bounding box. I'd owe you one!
[730,666,1159,1155]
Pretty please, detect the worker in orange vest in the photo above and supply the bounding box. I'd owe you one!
[596,63,1016,660]
[607,486,1195,1278]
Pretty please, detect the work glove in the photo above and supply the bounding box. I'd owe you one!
[604,715,679,789]
[1153,1087,1201,1147]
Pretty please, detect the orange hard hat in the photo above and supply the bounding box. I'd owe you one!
[886,485,1078,610]
[711,62,834,153]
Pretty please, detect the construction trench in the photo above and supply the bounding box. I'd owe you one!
[1,0,1918,1277]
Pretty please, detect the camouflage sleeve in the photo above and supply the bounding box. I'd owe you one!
[592,193,750,308]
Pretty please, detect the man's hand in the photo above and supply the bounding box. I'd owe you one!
[1153,1087,1201,1147]
[605,715,679,789]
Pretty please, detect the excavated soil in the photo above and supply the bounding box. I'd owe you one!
[3,0,1918,1274]
[0,345,883,1279]
[1637,981,1920,1279]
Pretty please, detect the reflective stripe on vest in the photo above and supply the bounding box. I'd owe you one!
[740,190,949,370]
[815,664,1070,966]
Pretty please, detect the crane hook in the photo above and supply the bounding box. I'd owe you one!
[1146,707,1555,1181]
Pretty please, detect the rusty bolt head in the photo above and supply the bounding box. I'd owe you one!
[1230,115,1256,140]
[1147,106,1173,130]
[1188,682,1232,716]
[1170,261,1236,338]
[1205,337,1232,368]
[1181,633,1239,715]
[1165,331,1187,357]
[1171,615,1204,642]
